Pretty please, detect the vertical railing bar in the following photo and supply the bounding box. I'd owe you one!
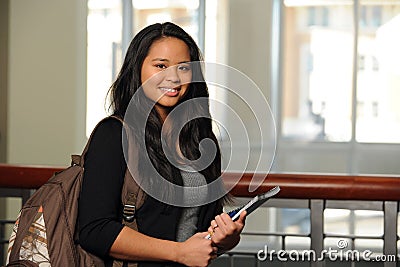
[0,221,4,265]
[254,253,260,267]
[310,199,324,267]
[282,235,287,267]
[351,237,355,267]
[383,201,398,267]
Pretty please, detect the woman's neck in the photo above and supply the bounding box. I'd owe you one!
[154,105,169,122]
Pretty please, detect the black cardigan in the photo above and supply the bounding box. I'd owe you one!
[78,118,222,267]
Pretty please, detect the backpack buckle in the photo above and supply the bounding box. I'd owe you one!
[123,204,136,222]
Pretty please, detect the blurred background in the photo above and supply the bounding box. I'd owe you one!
[1,0,400,265]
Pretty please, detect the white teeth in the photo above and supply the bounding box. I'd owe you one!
[160,87,177,93]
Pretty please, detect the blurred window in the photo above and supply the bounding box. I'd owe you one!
[282,0,400,143]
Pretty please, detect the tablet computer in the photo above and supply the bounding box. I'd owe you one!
[206,186,280,239]
[228,186,281,221]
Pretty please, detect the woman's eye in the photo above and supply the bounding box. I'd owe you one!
[178,65,191,71]
[155,64,167,69]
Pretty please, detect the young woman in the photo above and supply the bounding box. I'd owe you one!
[78,22,246,267]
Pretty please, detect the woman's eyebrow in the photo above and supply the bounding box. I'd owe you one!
[152,58,169,62]
[151,58,190,64]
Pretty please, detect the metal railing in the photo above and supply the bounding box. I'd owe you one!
[1,164,399,266]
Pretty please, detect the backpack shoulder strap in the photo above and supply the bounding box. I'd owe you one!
[79,116,146,228]
[121,170,146,229]
[106,116,146,229]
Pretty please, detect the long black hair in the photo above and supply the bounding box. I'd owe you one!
[108,22,223,203]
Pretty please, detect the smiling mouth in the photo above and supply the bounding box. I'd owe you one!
[160,87,177,92]
[159,87,180,93]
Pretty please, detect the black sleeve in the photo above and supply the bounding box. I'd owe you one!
[78,118,126,258]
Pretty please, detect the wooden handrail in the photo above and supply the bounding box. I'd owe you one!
[0,163,64,189]
[1,163,400,201]
[224,172,400,201]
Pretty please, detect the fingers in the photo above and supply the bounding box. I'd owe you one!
[196,231,211,239]
[213,211,247,236]
[208,212,247,253]
[214,214,228,234]
[211,246,219,260]
[237,210,247,224]
[183,232,218,266]
[207,225,213,233]
[208,219,220,238]
[210,219,218,229]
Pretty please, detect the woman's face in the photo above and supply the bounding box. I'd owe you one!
[141,37,192,117]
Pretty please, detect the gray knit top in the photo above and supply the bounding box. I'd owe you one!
[175,166,207,242]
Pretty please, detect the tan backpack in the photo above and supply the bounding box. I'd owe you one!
[5,116,145,267]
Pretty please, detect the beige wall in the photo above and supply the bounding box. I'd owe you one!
[7,0,87,166]
[222,0,274,171]
[0,0,9,164]
[227,0,272,99]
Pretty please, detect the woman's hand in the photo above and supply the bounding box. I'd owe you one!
[176,232,217,267]
[208,211,247,252]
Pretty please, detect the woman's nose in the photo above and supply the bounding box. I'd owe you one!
[165,66,180,83]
